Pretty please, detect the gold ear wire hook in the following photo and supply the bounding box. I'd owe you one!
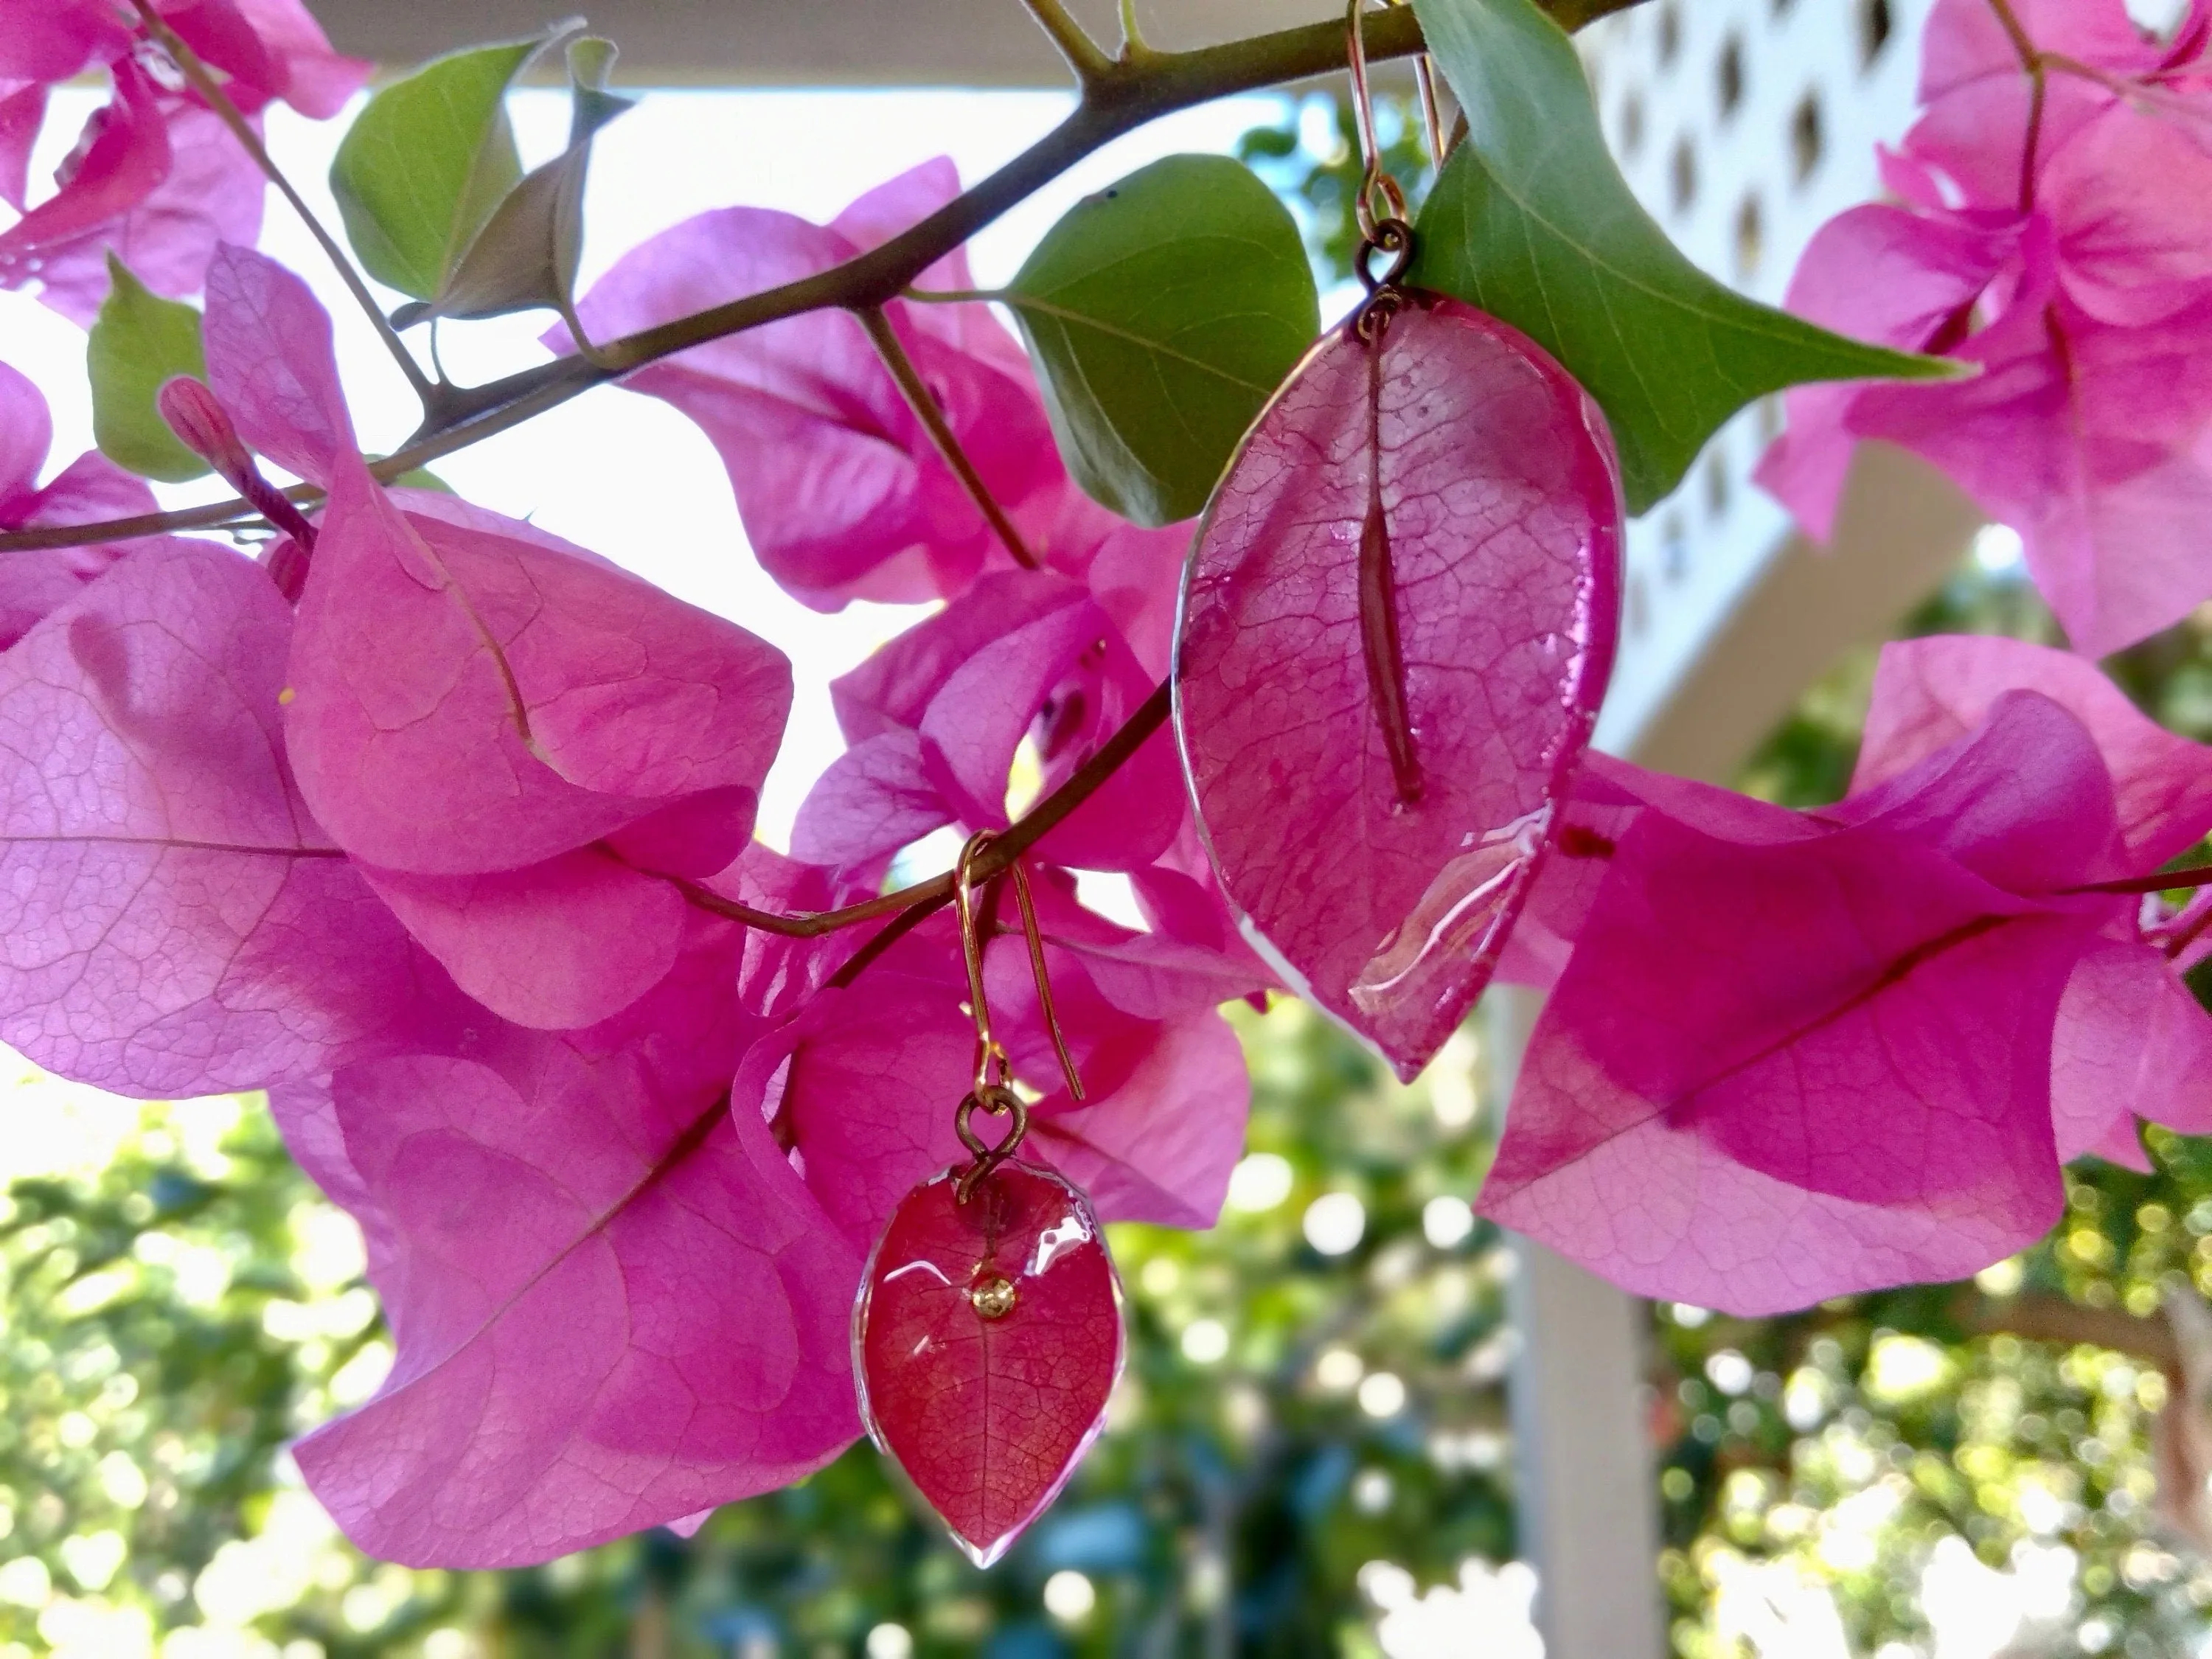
[1378,0,1448,173]
[952,830,1086,1103]
[952,830,1007,1096]
[1345,0,1408,243]
[950,832,1085,1201]
[1008,859,1085,1103]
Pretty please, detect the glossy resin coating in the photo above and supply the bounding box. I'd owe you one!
[1174,293,1624,1080]
[854,1160,1124,1566]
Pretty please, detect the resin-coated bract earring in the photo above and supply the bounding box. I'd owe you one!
[852,832,1125,1568]
[1172,0,1624,1082]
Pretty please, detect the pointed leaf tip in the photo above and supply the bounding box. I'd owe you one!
[87,255,209,484]
[387,31,637,329]
[330,35,546,300]
[1408,0,1955,512]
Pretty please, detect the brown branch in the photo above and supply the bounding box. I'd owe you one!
[129,0,441,410]
[667,679,1172,941]
[2063,863,2212,897]
[826,894,955,989]
[1958,1288,2183,1380]
[0,0,1647,556]
[858,305,1040,570]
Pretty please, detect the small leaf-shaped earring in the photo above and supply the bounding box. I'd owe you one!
[1172,0,1626,1082]
[852,832,1124,1568]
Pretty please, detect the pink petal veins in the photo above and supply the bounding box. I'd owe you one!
[0,358,52,504]
[201,243,355,482]
[1485,699,2148,1312]
[359,849,689,1031]
[285,1046,860,1568]
[0,539,422,1095]
[286,468,791,874]
[6,88,265,324]
[1921,0,2174,102]
[806,569,1180,875]
[1753,205,2022,541]
[2052,939,2212,1161]
[0,364,153,647]
[559,167,1060,611]
[1485,810,2090,1315]
[1848,288,2212,657]
[1857,635,2212,869]
[1175,296,1621,1080]
[1018,1004,1248,1231]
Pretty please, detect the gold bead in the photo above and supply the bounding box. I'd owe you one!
[969,1274,1018,1321]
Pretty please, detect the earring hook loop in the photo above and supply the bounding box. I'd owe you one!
[1345,0,1424,342]
[950,831,1086,1201]
[1345,0,1409,243]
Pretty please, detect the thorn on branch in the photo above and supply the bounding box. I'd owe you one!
[1116,0,1162,68]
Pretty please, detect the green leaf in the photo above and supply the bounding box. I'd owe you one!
[329,35,548,301]
[1004,154,1320,527]
[87,254,209,484]
[1408,0,1958,512]
[389,35,636,331]
[368,457,454,493]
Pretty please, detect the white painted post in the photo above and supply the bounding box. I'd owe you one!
[1489,985,1668,1659]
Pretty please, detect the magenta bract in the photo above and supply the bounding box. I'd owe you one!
[0,0,366,320]
[1175,294,1623,1080]
[1489,634,2212,1313]
[0,359,155,647]
[279,928,865,1570]
[0,539,422,1095]
[854,1160,1123,1567]
[287,469,793,875]
[1757,0,2212,656]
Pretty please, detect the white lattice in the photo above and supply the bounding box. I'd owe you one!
[1574,0,1934,755]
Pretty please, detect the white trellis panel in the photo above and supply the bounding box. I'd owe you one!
[1579,0,1940,759]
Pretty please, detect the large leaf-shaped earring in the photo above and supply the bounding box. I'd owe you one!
[1172,0,1625,1081]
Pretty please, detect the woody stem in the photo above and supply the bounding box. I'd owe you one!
[1982,0,2047,210]
[0,0,1649,556]
[667,680,1171,940]
[128,0,442,409]
[2059,864,2212,897]
[1020,0,1113,83]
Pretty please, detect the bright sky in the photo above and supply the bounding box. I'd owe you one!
[0,86,1284,847]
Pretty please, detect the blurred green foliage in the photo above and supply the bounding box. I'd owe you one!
[1237,90,1435,291]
